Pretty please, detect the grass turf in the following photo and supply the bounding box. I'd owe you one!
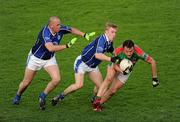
[0,0,180,121]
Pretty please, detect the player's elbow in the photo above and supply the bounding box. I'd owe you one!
[150,58,156,65]
[70,27,77,34]
[147,56,156,64]
[106,75,114,82]
[45,43,55,52]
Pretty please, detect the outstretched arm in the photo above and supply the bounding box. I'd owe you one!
[70,27,96,40]
[70,27,85,37]
[95,53,120,63]
[146,56,159,87]
[95,53,111,62]
[146,56,157,78]
[134,45,159,87]
[45,38,77,52]
[45,42,67,52]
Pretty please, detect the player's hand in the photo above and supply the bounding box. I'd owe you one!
[152,78,159,87]
[111,56,120,64]
[84,32,96,41]
[66,37,77,48]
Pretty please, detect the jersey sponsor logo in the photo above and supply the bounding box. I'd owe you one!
[45,37,50,40]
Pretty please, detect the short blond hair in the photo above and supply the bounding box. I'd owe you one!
[48,16,60,24]
[105,22,118,30]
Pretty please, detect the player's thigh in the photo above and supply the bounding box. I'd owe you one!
[117,72,130,84]
[44,65,60,81]
[74,73,84,87]
[109,78,124,93]
[26,55,45,71]
[105,65,116,81]
[23,67,37,83]
[88,70,103,87]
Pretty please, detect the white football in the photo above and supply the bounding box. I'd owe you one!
[119,59,133,74]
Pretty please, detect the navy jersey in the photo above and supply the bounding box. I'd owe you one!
[81,34,113,68]
[31,25,71,60]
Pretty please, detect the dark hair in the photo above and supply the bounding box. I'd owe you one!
[123,39,134,48]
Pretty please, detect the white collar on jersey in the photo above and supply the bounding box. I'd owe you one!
[104,34,111,43]
[48,26,56,36]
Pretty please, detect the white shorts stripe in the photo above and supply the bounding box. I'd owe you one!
[74,55,99,74]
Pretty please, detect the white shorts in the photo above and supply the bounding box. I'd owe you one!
[74,55,99,74]
[26,52,57,71]
[116,72,131,84]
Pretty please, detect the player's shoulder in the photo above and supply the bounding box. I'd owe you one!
[114,46,123,55]
[96,34,106,43]
[60,24,71,30]
[99,34,106,40]
[60,24,66,29]
[41,25,51,36]
[134,44,144,55]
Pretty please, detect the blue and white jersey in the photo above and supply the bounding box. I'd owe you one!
[31,25,71,60]
[81,34,113,68]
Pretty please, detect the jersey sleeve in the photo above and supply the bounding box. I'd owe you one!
[96,36,105,53]
[114,47,123,56]
[135,45,150,61]
[60,24,72,34]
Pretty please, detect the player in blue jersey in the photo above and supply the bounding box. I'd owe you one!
[12,16,95,110]
[51,22,120,106]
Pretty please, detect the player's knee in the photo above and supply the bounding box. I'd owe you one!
[22,79,32,86]
[96,84,101,89]
[75,83,83,89]
[52,77,60,85]
[106,75,113,82]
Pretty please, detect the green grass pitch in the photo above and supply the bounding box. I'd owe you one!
[0,0,180,121]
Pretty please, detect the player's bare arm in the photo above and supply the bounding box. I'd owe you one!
[45,42,67,52]
[95,53,120,64]
[70,27,96,41]
[95,53,111,62]
[146,56,157,78]
[144,55,159,87]
[70,27,85,37]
